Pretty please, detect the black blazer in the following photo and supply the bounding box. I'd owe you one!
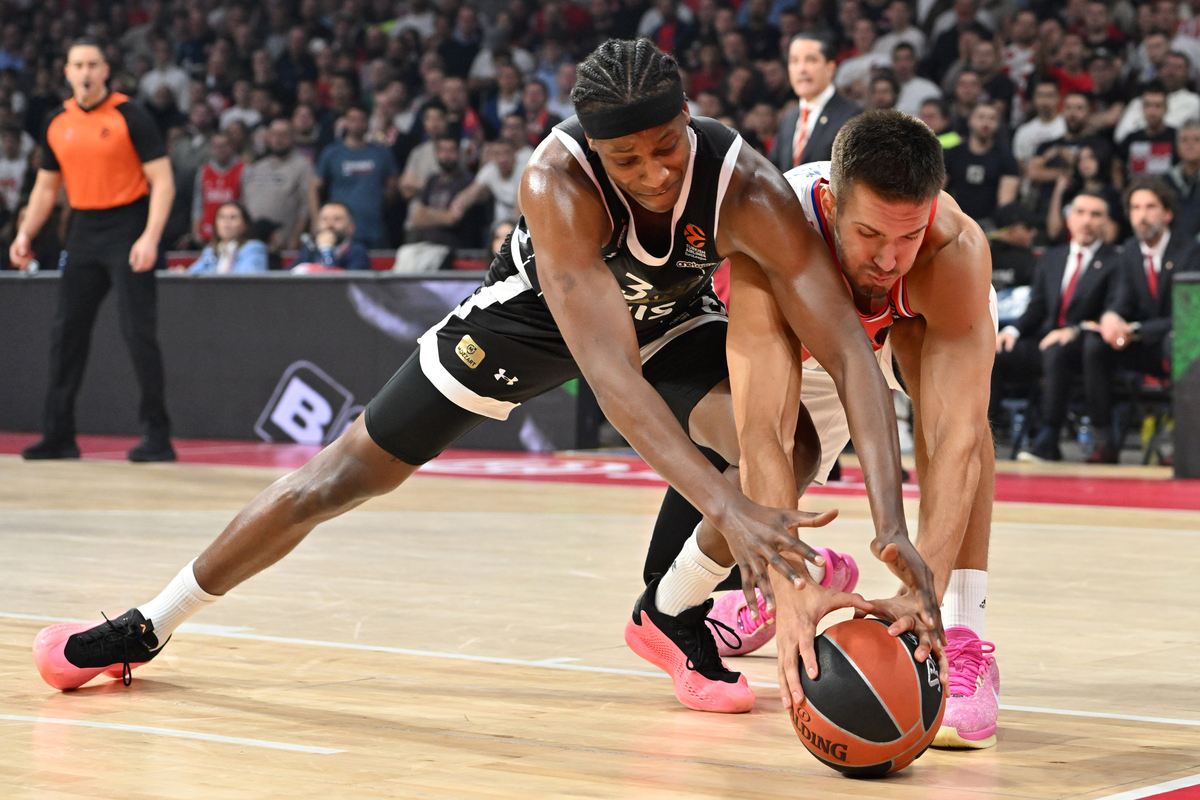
[1015,243,1120,340]
[768,92,863,172]
[1106,233,1200,348]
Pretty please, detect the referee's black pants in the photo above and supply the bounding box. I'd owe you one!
[40,201,170,446]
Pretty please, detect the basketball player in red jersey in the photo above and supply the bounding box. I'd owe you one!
[732,111,999,748]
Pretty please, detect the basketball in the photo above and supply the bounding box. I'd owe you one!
[791,618,946,777]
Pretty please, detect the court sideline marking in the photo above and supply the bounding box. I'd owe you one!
[4,612,1199,730]
[0,713,343,754]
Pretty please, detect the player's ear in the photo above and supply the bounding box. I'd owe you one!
[681,102,691,126]
[819,183,836,223]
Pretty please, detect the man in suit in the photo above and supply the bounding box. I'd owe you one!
[994,190,1119,461]
[1083,177,1200,462]
[769,33,863,172]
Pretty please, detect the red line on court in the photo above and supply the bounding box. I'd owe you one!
[2,433,1197,511]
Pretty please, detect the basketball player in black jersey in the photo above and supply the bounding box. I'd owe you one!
[32,41,941,711]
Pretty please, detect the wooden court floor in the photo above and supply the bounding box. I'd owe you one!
[1,456,1199,799]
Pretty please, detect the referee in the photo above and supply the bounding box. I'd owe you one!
[12,39,177,462]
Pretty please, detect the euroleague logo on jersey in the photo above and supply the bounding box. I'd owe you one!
[683,224,707,260]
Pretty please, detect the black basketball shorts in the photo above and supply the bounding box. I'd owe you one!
[364,273,730,464]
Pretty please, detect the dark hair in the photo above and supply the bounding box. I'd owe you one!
[921,97,950,119]
[320,201,355,222]
[872,71,899,96]
[1035,76,1060,94]
[788,32,837,62]
[571,39,682,115]
[1063,90,1092,106]
[67,37,108,61]
[830,110,945,203]
[892,42,917,58]
[1124,175,1178,215]
[1142,78,1168,98]
[1073,187,1111,216]
[212,201,255,247]
[434,133,460,148]
[1165,49,1192,69]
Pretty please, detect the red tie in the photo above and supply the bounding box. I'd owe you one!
[793,105,811,167]
[1145,253,1159,299]
[1057,250,1084,328]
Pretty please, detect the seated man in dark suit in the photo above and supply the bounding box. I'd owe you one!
[768,32,863,171]
[993,190,1120,461]
[1083,177,1200,462]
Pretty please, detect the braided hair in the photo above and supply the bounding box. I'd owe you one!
[571,39,682,116]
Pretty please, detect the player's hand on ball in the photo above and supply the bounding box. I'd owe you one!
[719,498,838,618]
[774,579,874,709]
[856,587,948,689]
[870,533,943,646]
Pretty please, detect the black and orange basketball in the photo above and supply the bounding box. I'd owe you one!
[790,618,945,777]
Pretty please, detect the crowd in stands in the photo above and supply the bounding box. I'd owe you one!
[0,0,1196,462]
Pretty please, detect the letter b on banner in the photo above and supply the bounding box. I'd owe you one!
[255,361,354,445]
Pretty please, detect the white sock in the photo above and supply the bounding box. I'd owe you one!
[137,559,219,642]
[656,527,732,616]
[808,558,826,586]
[941,569,987,637]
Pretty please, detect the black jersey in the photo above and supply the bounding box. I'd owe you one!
[486,116,744,337]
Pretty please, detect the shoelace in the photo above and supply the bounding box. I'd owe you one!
[944,636,996,697]
[75,613,142,686]
[734,593,776,637]
[681,616,742,674]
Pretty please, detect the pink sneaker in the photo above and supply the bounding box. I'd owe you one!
[624,577,755,713]
[711,547,859,657]
[932,626,999,749]
[33,609,166,690]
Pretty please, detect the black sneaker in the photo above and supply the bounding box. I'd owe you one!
[22,439,81,460]
[622,576,755,712]
[33,608,169,689]
[128,439,176,462]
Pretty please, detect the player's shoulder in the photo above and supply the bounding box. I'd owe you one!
[521,130,598,203]
[911,192,993,319]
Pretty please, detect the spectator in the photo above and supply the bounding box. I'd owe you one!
[399,102,451,201]
[948,69,984,136]
[140,37,189,113]
[769,33,862,171]
[276,27,318,93]
[1049,33,1093,97]
[441,75,485,157]
[144,84,186,137]
[919,97,962,148]
[1002,10,1039,94]
[1047,144,1125,243]
[294,202,371,270]
[970,39,1016,122]
[522,80,562,147]
[241,119,314,250]
[1029,92,1107,205]
[0,123,27,228]
[1081,0,1125,56]
[740,0,781,61]
[989,202,1038,291]
[689,41,726,95]
[1116,82,1178,184]
[438,6,483,79]
[758,59,792,108]
[547,62,577,121]
[292,104,322,163]
[873,0,926,60]
[1114,51,1200,142]
[482,62,525,135]
[993,191,1119,462]
[312,106,399,249]
[1086,53,1128,141]
[490,218,516,256]
[649,0,698,56]
[1012,79,1067,169]
[500,112,535,173]
[1084,177,1200,462]
[454,138,522,224]
[893,42,941,117]
[192,132,244,244]
[187,202,268,273]
[408,135,482,249]
[869,72,900,111]
[943,103,1019,226]
[219,79,262,132]
[1168,121,1200,237]
[740,102,778,154]
[835,18,891,98]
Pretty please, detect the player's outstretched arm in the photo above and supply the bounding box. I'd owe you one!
[520,144,832,591]
[895,202,995,599]
[717,148,941,643]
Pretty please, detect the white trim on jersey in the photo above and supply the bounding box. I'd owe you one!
[637,309,726,364]
[711,135,743,243]
[551,128,614,234]
[417,274,533,421]
[605,126,698,267]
